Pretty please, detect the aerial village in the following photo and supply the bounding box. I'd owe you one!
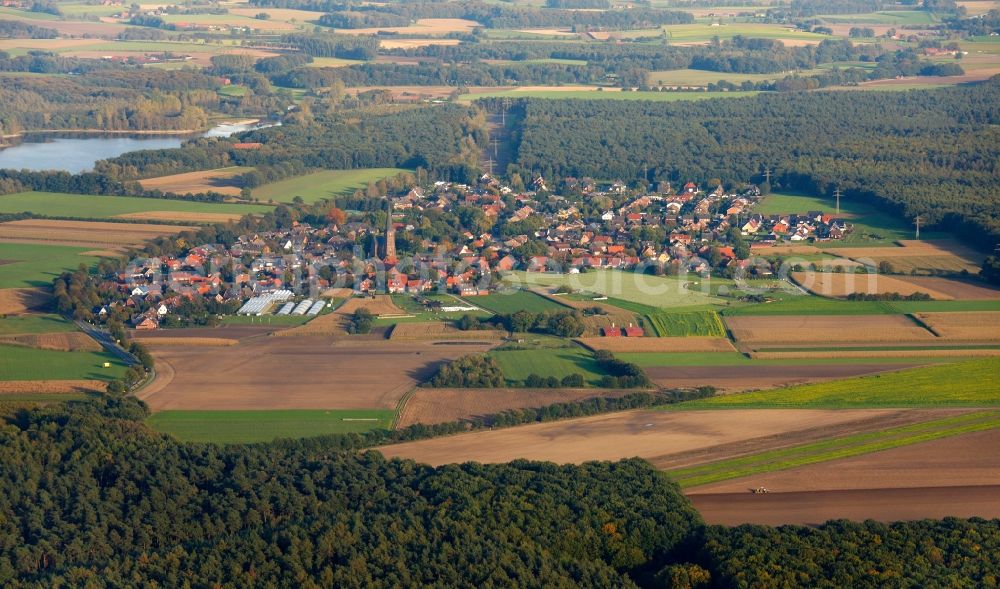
[108,175,853,329]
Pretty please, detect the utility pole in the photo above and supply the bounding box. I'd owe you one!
[763,167,771,184]
[834,187,841,216]
[914,215,922,240]
[487,157,494,175]
[492,138,498,159]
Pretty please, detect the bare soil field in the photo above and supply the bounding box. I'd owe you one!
[274,312,348,337]
[898,277,1000,300]
[725,314,935,344]
[0,219,193,250]
[0,288,50,314]
[137,337,238,347]
[378,39,463,49]
[0,379,104,394]
[0,38,98,50]
[791,271,955,299]
[645,363,918,392]
[826,241,985,274]
[379,408,910,466]
[688,427,1000,525]
[0,332,100,352]
[690,485,1000,526]
[138,167,249,196]
[917,311,1000,340]
[133,325,282,340]
[337,18,479,36]
[116,211,255,223]
[389,322,505,341]
[689,426,1000,495]
[859,69,1000,87]
[576,336,736,353]
[140,336,493,411]
[396,387,640,427]
[336,295,404,316]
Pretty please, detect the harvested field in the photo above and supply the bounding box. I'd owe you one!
[645,363,917,392]
[898,277,1000,300]
[336,295,404,317]
[378,39,463,49]
[396,387,639,427]
[725,314,935,344]
[322,287,354,298]
[0,379,104,394]
[827,240,984,274]
[389,322,505,341]
[0,332,100,352]
[0,288,49,314]
[689,426,1000,495]
[0,38,98,51]
[690,486,1000,526]
[116,211,255,223]
[336,18,479,36]
[136,337,238,347]
[140,336,493,411]
[274,312,347,337]
[791,271,955,299]
[917,311,1000,340]
[378,408,915,466]
[138,167,250,196]
[576,336,735,353]
[688,426,1000,525]
[132,325,281,340]
[0,219,193,250]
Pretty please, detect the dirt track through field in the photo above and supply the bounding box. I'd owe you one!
[379,408,919,466]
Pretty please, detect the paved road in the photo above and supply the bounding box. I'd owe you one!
[76,321,138,365]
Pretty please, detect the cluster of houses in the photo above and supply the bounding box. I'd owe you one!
[106,175,849,328]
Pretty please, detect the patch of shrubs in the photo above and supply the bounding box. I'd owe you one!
[846,291,933,301]
[428,354,505,388]
[524,373,586,388]
[594,349,650,388]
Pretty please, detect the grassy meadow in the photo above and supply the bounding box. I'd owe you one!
[645,310,726,337]
[0,344,128,381]
[507,270,726,309]
[489,346,605,386]
[251,168,409,203]
[467,290,565,315]
[147,409,396,443]
[0,314,76,335]
[0,242,104,288]
[0,191,272,220]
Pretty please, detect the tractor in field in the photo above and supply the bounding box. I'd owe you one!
[750,487,771,494]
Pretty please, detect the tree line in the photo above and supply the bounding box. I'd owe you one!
[507,78,1000,250]
[1,394,996,586]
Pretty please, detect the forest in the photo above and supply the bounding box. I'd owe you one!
[506,78,1000,249]
[0,396,997,587]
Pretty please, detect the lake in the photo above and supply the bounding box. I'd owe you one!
[0,121,278,174]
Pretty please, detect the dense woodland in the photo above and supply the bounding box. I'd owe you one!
[0,397,997,587]
[507,78,1000,249]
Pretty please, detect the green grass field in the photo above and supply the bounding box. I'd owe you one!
[648,68,826,86]
[146,409,395,444]
[753,192,948,245]
[682,358,1000,408]
[0,242,104,288]
[466,290,565,315]
[306,57,363,67]
[669,410,1000,488]
[661,23,834,43]
[645,310,726,337]
[0,344,128,381]
[460,90,760,102]
[251,168,408,204]
[0,191,272,220]
[0,314,76,335]
[489,346,606,386]
[817,10,940,24]
[507,270,726,309]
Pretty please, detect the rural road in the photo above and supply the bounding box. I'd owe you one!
[76,321,138,365]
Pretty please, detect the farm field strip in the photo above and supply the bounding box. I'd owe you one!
[138,166,252,196]
[507,269,726,308]
[251,168,408,204]
[682,357,1000,408]
[465,290,565,314]
[460,89,760,101]
[146,409,395,444]
[0,343,128,382]
[0,219,194,249]
[644,310,726,337]
[0,242,104,289]
[0,314,76,335]
[669,411,1000,488]
[724,314,937,343]
[576,336,735,353]
[0,191,272,221]
[488,347,606,385]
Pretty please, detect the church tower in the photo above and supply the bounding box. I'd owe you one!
[384,198,396,266]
